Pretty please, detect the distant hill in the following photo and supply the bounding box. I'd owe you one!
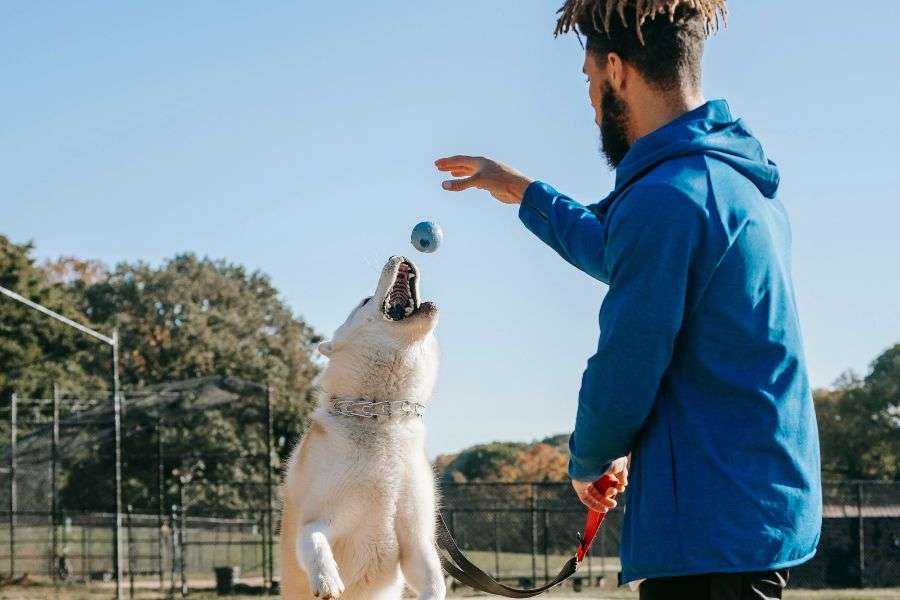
[435,433,571,483]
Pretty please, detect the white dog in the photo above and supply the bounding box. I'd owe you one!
[279,256,446,600]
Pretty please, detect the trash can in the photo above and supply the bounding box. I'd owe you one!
[214,566,240,595]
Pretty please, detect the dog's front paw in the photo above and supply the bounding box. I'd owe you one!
[310,556,345,599]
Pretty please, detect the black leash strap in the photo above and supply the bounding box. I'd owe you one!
[437,513,578,597]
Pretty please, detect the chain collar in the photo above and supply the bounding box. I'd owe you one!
[328,396,425,421]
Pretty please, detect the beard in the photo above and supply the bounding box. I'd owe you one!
[599,82,631,169]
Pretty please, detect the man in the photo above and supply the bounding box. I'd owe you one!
[434,1,821,599]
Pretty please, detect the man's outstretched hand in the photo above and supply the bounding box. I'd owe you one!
[434,155,533,204]
[571,456,629,513]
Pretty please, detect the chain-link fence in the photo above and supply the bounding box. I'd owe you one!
[439,480,900,591]
[0,376,280,596]
[0,380,897,597]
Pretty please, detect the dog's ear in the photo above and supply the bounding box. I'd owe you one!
[318,341,334,357]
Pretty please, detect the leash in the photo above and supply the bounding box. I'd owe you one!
[438,473,619,597]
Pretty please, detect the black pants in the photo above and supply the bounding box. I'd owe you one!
[639,570,790,600]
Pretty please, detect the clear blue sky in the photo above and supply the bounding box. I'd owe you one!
[2,2,898,458]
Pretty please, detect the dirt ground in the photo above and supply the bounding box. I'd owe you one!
[2,584,900,600]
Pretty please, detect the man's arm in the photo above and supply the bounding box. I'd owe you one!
[568,184,704,481]
[434,155,609,282]
[518,181,609,283]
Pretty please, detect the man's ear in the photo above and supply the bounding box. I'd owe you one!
[318,341,334,357]
[606,52,625,92]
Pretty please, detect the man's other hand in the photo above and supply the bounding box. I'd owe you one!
[434,155,533,204]
[571,456,629,513]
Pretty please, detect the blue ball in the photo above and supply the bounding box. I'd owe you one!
[411,221,443,253]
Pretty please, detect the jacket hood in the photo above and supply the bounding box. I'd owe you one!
[608,99,780,201]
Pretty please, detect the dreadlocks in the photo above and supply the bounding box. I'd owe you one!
[555,0,727,44]
[554,0,726,91]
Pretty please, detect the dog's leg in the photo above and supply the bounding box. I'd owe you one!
[397,461,446,600]
[297,520,345,599]
[398,537,445,600]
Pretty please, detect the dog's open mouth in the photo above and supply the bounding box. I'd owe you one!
[382,260,420,321]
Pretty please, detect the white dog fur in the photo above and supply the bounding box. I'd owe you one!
[279,256,446,600]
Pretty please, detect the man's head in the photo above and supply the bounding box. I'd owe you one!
[558,0,726,167]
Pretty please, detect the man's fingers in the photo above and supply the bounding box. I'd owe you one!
[441,176,480,192]
[434,155,479,172]
[579,490,613,513]
[588,486,617,508]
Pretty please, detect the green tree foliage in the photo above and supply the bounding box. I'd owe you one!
[82,253,319,401]
[1,240,320,514]
[59,253,322,512]
[815,344,900,481]
[0,236,104,401]
[439,441,526,483]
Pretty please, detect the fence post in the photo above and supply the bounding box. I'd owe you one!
[264,384,275,594]
[169,504,178,598]
[52,383,60,584]
[111,330,124,600]
[857,482,865,588]
[127,505,135,598]
[156,412,165,593]
[8,393,16,579]
[542,509,549,585]
[179,486,187,597]
[530,484,537,587]
[493,511,500,579]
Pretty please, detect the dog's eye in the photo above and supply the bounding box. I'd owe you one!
[359,296,372,307]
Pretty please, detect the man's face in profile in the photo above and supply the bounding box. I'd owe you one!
[583,51,631,168]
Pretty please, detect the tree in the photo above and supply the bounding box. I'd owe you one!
[437,439,570,483]
[815,344,900,480]
[57,253,321,513]
[514,443,569,482]
[438,441,526,483]
[0,236,104,401]
[43,256,108,286]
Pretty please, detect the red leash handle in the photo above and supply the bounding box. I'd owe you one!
[575,473,620,563]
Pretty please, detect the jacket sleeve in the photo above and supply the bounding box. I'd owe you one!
[568,184,704,482]
[518,181,610,283]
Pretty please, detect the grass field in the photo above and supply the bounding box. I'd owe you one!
[0,549,895,600]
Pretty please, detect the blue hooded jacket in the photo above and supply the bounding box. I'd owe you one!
[518,100,821,582]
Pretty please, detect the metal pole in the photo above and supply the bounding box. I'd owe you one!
[857,482,865,588]
[179,486,187,597]
[112,329,124,600]
[169,504,178,597]
[127,505,135,598]
[530,484,537,587]
[264,385,275,593]
[156,413,165,593]
[85,525,92,582]
[0,285,114,345]
[542,510,549,585]
[81,520,87,583]
[0,286,121,591]
[8,393,17,578]
[52,383,60,585]
[493,511,500,579]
